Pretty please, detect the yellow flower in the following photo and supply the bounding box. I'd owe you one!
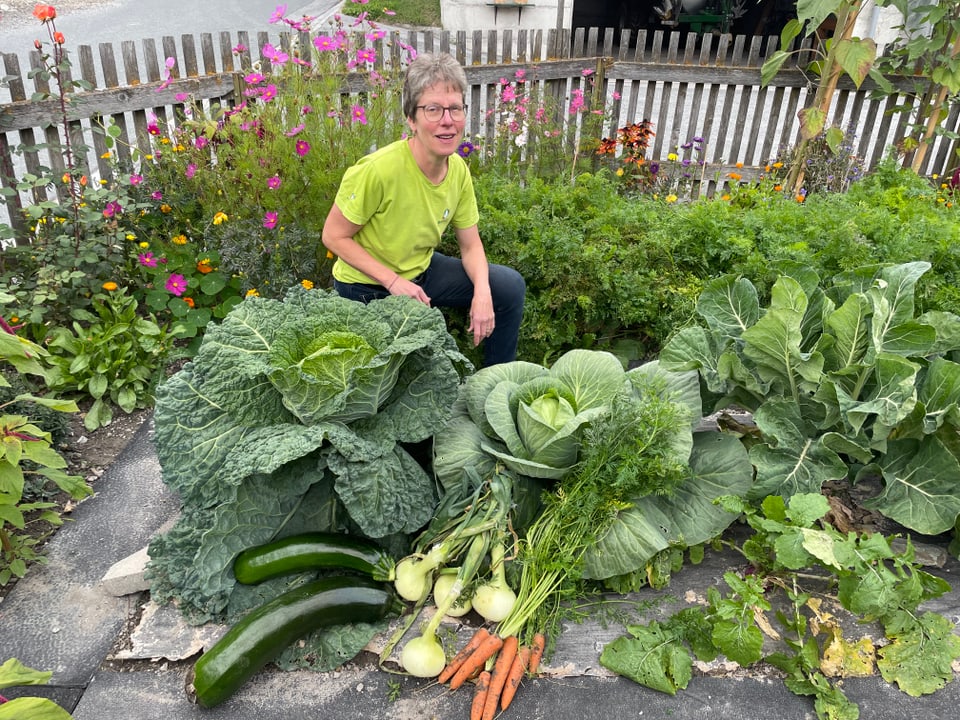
[102,281,118,291]
[172,234,188,245]
[213,211,228,225]
[773,162,783,168]
[10,316,19,324]
[145,154,154,161]
[667,152,679,162]
[101,151,112,159]
[301,279,314,290]
[139,241,149,248]
[99,179,108,185]
[160,204,172,213]
[666,194,678,203]
[721,194,731,201]
[326,250,335,260]
[616,167,625,177]
[246,288,260,297]
[160,137,170,145]
[933,173,940,180]
[126,233,136,240]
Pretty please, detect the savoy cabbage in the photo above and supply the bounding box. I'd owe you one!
[146,288,469,627]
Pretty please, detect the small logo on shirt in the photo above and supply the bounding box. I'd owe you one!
[438,208,450,224]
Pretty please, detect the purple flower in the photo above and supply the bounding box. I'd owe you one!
[457,141,475,158]
[165,273,187,296]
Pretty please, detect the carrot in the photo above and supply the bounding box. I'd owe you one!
[481,635,518,720]
[527,632,546,676]
[499,645,531,711]
[438,627,490,684]
[470,670,491,720]
[449,634,503,691]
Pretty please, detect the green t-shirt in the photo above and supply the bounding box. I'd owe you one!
[332,138,480,285]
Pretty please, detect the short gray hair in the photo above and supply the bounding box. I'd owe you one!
[402,53,467,119]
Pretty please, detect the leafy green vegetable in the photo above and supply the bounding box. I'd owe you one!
[602,493,960,719]
[147,288,469,641]
[660,261,960,536]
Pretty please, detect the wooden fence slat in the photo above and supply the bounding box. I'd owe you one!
[6,25,960,240]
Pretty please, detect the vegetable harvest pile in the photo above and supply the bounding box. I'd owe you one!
[146,273,960,718]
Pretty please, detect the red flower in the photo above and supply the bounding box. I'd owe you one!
[33,5,57,22]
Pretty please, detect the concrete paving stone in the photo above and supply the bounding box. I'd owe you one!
[0,418,180,686]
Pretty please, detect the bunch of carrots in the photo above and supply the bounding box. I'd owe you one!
[438,627,546,719]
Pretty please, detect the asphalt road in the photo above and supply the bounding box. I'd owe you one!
[1,0,341,58]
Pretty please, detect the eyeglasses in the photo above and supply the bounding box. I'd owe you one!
[416,104,468,122]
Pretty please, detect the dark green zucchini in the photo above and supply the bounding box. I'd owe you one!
[187,575,399,708]
[233,531,395,584]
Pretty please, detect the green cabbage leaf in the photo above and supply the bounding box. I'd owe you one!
[147,288,469,627]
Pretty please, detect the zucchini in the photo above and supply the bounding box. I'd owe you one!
[187,575,398,708]
[233,531,394,584]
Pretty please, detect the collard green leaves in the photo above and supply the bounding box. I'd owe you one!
[661,261,960,536]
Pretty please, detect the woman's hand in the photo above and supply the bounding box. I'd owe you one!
[468,293,495,347]
[389,275,431,306]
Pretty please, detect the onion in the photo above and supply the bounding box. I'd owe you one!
[400,633,447,678]
[433,572,472,617]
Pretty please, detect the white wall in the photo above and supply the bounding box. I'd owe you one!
[853,0,904,52]
[441,0,569,33]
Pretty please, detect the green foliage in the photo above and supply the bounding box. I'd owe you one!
[660,261,960,536]
[601,493,960,719]
[44,289,186,431]
[146,287,469,632]
[0,658,73,719]
[0,316,91,586]
[341,0,442,27]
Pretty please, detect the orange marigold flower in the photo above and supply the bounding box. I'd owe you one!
[728,172,742,181]
[197,259,213,273]
[183,297,195,308]
[301,279,314,290]
[160,204,172,213]
[102,281,118,291]
[172,234,187,245]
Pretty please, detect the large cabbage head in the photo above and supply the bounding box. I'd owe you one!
[434,349,629,484]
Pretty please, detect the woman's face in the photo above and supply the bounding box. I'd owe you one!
[407,82,466,159]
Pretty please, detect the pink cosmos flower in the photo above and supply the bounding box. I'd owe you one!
[151,191,163,200]
[269,4,287,23]
[138,252,157,268]
[267,175,282,190]
[313,35,340,52]
[260,84,278,102]
[165,273,187,296]
[263,211,278,229]
[569,88,585,114]
[351,105,368,125]
[129,174,143,186]
[501,85,517,103]
[285,123,305,137]
[295,140,310,157]
[195,136,209,149]
[356,48,375,64]
[245,72,265,85]
[103,201,122,218]
[262,43,289,66]
[185,164,197,179]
